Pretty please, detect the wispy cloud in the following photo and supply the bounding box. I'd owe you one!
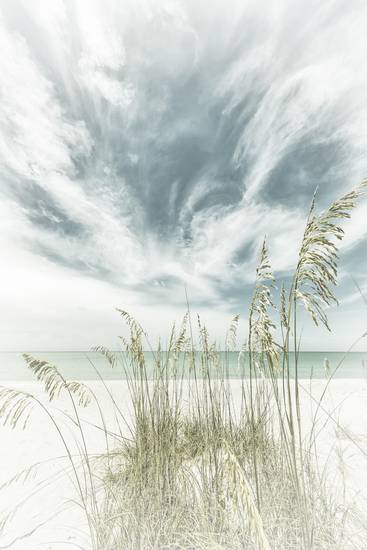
[0,0,366,349]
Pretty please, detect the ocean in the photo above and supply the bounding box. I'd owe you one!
[0,351,366,381]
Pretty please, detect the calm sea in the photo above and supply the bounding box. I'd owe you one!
[0,351,366,380]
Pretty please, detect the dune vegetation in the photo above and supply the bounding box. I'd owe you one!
[1,181,367,549]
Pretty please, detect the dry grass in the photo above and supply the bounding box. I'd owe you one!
[0,180,367,549]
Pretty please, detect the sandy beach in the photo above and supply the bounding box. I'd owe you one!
[0,378,366,550]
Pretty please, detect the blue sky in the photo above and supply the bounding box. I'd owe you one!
[0,0,366,351]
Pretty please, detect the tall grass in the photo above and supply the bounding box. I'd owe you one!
[0,181,367,549]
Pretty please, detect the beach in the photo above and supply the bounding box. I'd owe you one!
[0,378,366,550]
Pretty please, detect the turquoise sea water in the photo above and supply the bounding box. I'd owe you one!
[0,351,366,380]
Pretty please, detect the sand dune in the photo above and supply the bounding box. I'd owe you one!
[0,379,366,550]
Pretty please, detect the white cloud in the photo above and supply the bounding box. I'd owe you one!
[0,0,366,350]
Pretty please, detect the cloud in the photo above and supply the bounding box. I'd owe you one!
[0,0,366,349]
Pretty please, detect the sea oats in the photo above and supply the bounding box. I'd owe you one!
[294,180,367,330]
[1,182,366,549]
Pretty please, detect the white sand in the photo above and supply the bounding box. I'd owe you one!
[0,378,366,549]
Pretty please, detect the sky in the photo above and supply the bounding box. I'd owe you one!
[0,0,367,351]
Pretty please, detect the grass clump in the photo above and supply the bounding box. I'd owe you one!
[0,180,367,549]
